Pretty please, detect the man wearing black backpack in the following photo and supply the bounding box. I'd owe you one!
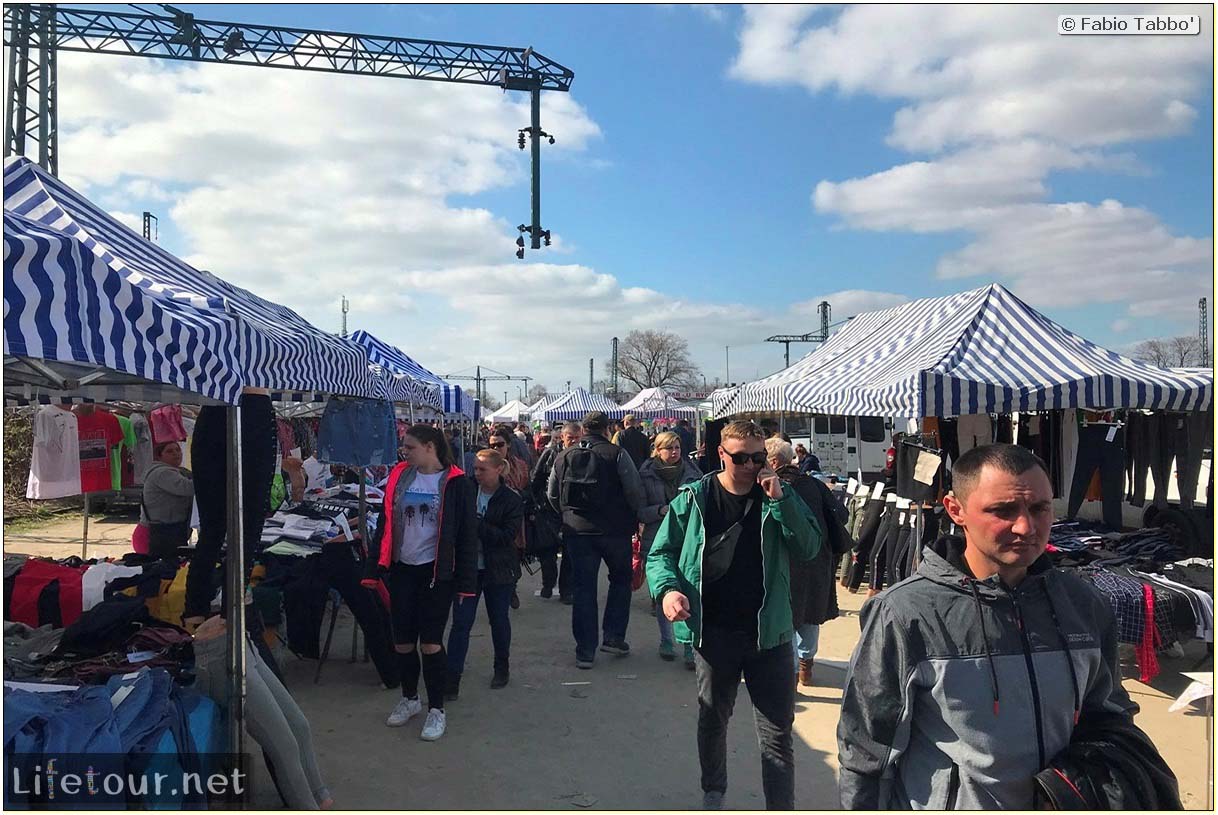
[547,411,645,668]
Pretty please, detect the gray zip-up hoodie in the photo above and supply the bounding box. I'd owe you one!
[837,535,1138,810]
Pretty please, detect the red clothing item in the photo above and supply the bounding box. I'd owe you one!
[76,409,124,494]
[149,404,187,444]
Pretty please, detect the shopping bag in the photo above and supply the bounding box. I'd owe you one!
[631,534,645,592]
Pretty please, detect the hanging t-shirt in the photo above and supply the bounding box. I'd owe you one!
[149,404,187,444]
[111,415,138,491]
[26,406,82,499]
[76,409,124,494]
[181,416,196,470]
[394,471,444,565]
[130,413,155,485]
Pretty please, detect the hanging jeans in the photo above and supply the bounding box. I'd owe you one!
[1066,425,1125,530]
[316,397,398,467]
[956,414,992,455]
[1174,412,1209,509]
[186,394,276,619]
[193,635,329,810]
[1125,413,1154,507]
[868,503,899,591]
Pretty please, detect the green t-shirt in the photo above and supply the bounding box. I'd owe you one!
[111,415,137,491]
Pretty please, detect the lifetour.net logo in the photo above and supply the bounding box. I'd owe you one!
[6,754,251,808]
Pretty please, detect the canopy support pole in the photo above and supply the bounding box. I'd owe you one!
[225,405,247,761]
[81,492,89,559]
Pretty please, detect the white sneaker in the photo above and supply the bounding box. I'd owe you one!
[420,708,447,741]
[386,696,422,727]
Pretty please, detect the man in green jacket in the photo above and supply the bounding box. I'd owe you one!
[646,420,823,811]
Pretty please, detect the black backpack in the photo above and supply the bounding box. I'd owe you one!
[560,440,612,511]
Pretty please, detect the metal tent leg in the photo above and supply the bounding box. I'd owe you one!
[225,405,247,761]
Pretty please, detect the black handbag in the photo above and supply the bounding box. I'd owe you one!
[702,499,753,584]
[141,496,191,559]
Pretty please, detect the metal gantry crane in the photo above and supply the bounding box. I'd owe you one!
[3,3,574,256]
[766,300,833,368]
[443,365,531,409]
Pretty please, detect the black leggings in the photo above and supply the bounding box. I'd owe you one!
[848,496,887,591]
[185,394,277,619]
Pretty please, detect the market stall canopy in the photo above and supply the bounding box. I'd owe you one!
[537,387,626,423]
[721,284,1212,419]
[523,392,564,420]
[441,384,476,420]
[619,387,699,420]
[349,329,444,411]
[3,157,380,405]
[485,399,528,424]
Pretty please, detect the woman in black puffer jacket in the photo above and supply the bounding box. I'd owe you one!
[445,448,524,699]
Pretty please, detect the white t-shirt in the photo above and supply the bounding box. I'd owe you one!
[395,471,444,565]
[26,406,82,499]
[302,456,330,492]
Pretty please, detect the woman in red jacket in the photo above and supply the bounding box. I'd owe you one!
[362,425,478,742]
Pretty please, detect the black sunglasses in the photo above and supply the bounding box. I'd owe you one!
[489,441,507,449]
[723,450,767,466]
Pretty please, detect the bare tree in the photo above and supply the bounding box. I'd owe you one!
[526,384,548,405]
[1133,336,1202,367]
[480,393,502,412]
[1168,335,1202,367]
[607,330,703,392]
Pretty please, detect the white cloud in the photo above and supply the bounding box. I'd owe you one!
[733,4,1214,331]
[48,50,827,390]
[791,290,910,319]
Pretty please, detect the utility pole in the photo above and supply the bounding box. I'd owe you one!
[141,211,157,241]
[565,379,571,392]
[725,346,730,385]
[610,336,619,401]
[340,296,349,338]
[589,358,594,392]
[1200,297,1210,367]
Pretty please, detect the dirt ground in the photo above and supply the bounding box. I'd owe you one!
[3,515,1213,810]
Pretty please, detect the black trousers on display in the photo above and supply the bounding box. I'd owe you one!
[1066,425,1125,530]
[186,394,277,619]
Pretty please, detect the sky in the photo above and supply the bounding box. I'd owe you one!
[52,3,1215,397]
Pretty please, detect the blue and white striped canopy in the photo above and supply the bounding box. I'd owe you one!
[523,392,562,420]
[538,387,627,423]
[724,284,1211,419]
[4,157,379,405]
[619,387,699,419]
[349,330,444,411]
[440,384,477,420]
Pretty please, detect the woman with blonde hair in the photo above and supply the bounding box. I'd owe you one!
[637,430,702,666]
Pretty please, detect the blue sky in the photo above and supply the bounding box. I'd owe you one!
[57,4,1214,394]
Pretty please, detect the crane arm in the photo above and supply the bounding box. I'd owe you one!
[2,5,574,91]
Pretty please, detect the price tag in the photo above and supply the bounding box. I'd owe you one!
[847,477,859,494]
[885,492,898,504]
[896,497,912,510]
[871,482,886,500]
[1105,426,1117,443]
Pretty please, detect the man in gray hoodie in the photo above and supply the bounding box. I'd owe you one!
[837,443,1138,810]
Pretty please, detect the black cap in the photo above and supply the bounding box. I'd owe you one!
[582,411,608,431]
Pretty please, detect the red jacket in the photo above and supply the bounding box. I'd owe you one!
[361,461,479,596]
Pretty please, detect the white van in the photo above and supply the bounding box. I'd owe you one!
[783,415,894,479]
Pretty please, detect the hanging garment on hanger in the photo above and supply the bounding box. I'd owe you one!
[27,406,82,499]
[76,408,124,494]
[956,413,992,455]
[1066,424,1125,530]
[129,413,155,486]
